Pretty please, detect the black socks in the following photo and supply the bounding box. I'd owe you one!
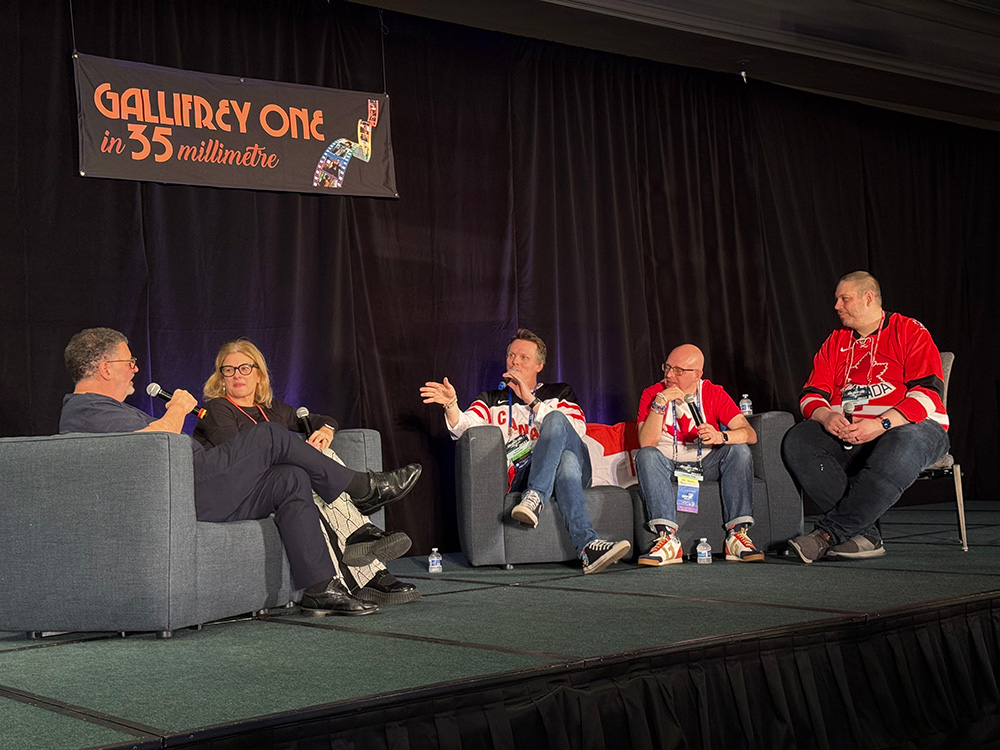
[346,470,372,500]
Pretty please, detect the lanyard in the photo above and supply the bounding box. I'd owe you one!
[844,311,886,386]
[668,391,703,465]
[507,384,539,439]
[227,396,270,425]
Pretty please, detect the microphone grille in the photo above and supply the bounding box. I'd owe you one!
[146,382,161,397]
[684,393,696,404]
[295,406,310,419]
[843,400,856,415]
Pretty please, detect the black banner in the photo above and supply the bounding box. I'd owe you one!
[74,53,397,197]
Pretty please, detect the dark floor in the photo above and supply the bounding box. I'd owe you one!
[1,501,994,750]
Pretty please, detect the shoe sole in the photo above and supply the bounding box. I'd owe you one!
[342,532,412,567]
[726,552,765,562]
[583,541,631,574]
[511,506,539,527]
[638,556,683,566]
[357,586,422,606]
[827,547,886,560]
[299,605,379,617]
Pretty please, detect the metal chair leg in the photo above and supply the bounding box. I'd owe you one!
[954,464,968,552]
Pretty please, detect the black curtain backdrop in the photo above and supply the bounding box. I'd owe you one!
[2,0,997,555]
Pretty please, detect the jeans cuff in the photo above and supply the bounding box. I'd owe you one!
[647,518,678,533]
[725,515,754,531]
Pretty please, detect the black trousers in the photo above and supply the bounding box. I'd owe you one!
[192,422,357,589]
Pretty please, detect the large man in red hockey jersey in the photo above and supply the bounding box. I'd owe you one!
[782,271,950,563]
[421,328,631,575]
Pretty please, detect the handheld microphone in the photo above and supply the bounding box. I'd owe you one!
[842,400,855,450]
[684,394,704,425]
[295,406,314,435]
[146,382,205,418]
[498,375,513,390]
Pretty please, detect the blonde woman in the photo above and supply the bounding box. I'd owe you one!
[195,339,420,609]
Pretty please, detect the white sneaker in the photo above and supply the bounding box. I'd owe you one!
[511,489,543,527]
[725,526,764,562]
[638,532,683,566]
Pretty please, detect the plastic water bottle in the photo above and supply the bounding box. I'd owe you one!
[739,394,753,416]
[696,538,712,564]
[428,547,443,573]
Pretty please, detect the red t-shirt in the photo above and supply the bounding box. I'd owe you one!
[637,379,740,462]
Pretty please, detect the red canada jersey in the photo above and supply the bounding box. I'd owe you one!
[799,312,948,429]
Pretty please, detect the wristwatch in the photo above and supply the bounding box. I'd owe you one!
[529,398,542,411]
[881,417,892,431]
[721,432,729,443]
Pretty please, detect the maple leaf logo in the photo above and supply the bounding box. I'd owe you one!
[847,350,888,384]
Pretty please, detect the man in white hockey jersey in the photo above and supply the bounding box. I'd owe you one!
[421,328,630,574]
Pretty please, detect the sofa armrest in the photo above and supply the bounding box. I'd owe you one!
[331,428,384,526]
[747,411,803,544]
[748,411,792,481]
[332,428,382,473]
[455,425,509,566]
[0,432,200,631]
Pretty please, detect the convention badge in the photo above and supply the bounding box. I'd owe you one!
[841,384,872,404]
[673,463,704,482]
[676,474,700,514]
[505,433,534,466]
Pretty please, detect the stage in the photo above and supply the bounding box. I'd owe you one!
[3,501,1000,750]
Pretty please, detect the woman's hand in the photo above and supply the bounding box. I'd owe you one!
[306,424,335,451]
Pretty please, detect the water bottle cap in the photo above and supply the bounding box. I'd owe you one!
[742,394,748,398]
[431,547,439,552]
[700,537,707,541]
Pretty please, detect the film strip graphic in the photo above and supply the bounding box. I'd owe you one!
[313,99,379,189]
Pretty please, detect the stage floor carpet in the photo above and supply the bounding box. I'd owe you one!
[3,501,999,750]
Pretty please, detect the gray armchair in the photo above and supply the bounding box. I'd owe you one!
[0,428,382,638]
[455,411,802,567]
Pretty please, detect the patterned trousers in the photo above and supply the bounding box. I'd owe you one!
[313,447,385,591]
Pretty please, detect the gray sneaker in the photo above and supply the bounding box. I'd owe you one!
[512,489,543,527]
[827,534,885,560]
[787,529,832,564]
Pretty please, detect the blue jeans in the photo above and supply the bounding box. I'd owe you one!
[634,444,755,532]
[525,411,597,555]
[781,419,949,544]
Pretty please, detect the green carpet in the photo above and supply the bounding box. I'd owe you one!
[0,696,143,750]
[0,500,997,749]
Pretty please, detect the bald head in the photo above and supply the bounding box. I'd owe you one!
[667,344,703,370]
[662,344,704,395]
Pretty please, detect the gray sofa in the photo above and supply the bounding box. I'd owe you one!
[456,411,802,566]
[0,428,382,638]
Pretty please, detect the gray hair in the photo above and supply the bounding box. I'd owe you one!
[64,327,128,383]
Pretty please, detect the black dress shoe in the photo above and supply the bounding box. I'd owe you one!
[357,569,421,606]
[342,523,412,567]
[299,578,379,617]
[353,464,422,516]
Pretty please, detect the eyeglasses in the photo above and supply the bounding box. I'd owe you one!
[220,363,259,377]
[105,357,138,368]
[662,364,698,376]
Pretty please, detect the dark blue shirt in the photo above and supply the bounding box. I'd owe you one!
[59,392,155,433]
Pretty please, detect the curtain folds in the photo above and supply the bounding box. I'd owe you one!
[2,0,997,553]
